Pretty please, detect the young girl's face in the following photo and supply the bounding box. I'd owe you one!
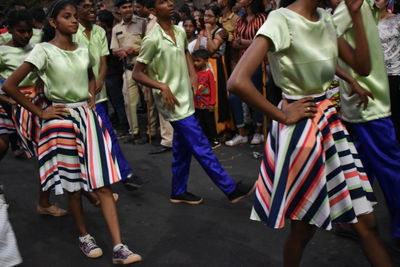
[154,0,175,19]
[54,5,79,35]
[9,21,32,47]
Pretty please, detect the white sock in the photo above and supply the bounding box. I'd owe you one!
[113,243,123,252]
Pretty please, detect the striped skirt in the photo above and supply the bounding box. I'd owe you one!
[11,94,49,157]
[38,102,121,195]
[0,104,14,135]
[250,96,375,230]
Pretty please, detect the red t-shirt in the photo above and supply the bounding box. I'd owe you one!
[194,69,216,109]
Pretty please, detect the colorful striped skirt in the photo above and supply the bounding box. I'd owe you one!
[11,94,48,157]
[38,102,121,195]
[250,95,375,230]
[0,104,15,135]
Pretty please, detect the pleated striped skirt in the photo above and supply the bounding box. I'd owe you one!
[11,94,48,157]
[0,104,15,135]
[250,95,375,230]
[38,102,121,195]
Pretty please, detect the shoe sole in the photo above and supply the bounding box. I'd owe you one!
[230,181,257,204]
[81,249,103,259]
[169,198,204,205]
[112,255,142,264]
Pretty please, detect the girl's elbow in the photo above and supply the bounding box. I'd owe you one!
[357,65,371,77]
[227,76,239,93]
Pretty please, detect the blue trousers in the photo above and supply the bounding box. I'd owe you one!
[347,117,400,238]
[96,102,132,180]
[170,114,237,196]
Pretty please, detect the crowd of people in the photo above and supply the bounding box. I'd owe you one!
[0,0,400,266]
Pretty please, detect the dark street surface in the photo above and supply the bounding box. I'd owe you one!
[1,138,399,266]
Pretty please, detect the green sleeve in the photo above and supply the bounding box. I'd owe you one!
[137,35,157,65]
[99,28,110,57]
[255,10,290,52]
[332,1,352,37]
[25,44,47,71]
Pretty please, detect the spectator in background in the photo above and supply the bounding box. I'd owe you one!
[226,0,267,146]
[29,7,46,44]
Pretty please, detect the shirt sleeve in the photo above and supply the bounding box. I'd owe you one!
[136,34,157,65]
[208,70,216,106]
[25,44,47,71]
[99,28,110,57]
[110,26,119,50]
[332,0,352,37]
[255,10,290,52]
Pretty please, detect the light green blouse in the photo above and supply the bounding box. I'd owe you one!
[25,42,92,103]
[0,44,37,88]
[333,0,391,123]
[256,8,338,97]
[73,24,109,103]
[137,23,194,122]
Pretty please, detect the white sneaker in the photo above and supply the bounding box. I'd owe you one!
[225,135,248,146]
[250,133,264,145]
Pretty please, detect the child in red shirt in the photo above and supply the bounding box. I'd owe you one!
[193,49,220,149]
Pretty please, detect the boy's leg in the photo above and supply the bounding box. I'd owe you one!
[170,126,192,196]
[172,115,237,195]
[347,118,400,239]
[95,102,133,180]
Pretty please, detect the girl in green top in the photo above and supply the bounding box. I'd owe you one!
[228,0,392,266]
[3,1,141,264]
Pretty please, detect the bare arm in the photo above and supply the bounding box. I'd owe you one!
[95,56,107,94]
[228,36,316,125]
[3,62,67,119]
[335,65,373,109]
[337,0,371,76]
[185,50,198,91]
[88,68,96,108]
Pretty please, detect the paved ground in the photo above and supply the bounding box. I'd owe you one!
[1,137,400,267]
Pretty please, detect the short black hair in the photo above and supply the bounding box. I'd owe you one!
[178,4,191,17]
[6,8,32,29]
[192,49,209,60]
[29,7,46,23]
[97,9,114,28]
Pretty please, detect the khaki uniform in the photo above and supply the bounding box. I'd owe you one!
[111,15,145,135]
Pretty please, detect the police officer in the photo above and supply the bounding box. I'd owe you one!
[110,0,146,142]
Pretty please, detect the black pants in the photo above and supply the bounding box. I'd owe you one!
[195,109,217,141]
[389,75,400,142]
[105,74,129,128]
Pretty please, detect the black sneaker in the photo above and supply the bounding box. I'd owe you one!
[123,174,145,191]
[170,192,203,205]
[227,181,256,204]
[210,139,221,150]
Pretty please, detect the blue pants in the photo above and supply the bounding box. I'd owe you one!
[170,115,237,196]
[347,118,400,238]
[96,102,132,180]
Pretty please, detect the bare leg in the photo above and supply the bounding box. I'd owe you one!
[0,134,9,161]
[82,191,100,206]
[67,191,87,236]
[94,186,121,246]
[350,213,392,267]
[283,220,317,267]
[38,190,51,208]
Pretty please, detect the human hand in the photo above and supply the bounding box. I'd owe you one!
[205,23,212,33]
[88,97,96,109]
[348,80,374,110]
[159,84,180,111]
[40,105,69,120]
[345,0,363,14]
[208,106,215,112]
[95,79,104,94]
[218,29,228,40]
[281,97,317,125]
